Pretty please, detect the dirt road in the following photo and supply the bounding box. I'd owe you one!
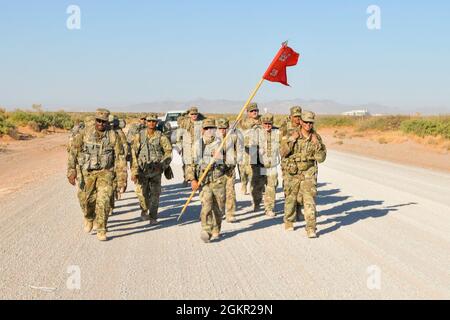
[0,134,449,299]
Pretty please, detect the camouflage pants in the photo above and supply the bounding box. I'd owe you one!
[77,187,86,215]
[251,165,266,207]
[76,167,86,215]
[282,168,303,219]
[200,176,226,235]
[262,168,278,212]
[224,168,236,218]
[283,166,317,231]
[83,169,114,232]
[135,173,162,220]
[238,164,252,192]
[110,172,118,213]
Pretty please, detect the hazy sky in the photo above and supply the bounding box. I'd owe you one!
[1,0,449,110]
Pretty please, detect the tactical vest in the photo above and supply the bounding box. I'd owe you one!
[137,130,164,171]
[81,129,116,171]
[196,137,226,184]
[285,137,317,175]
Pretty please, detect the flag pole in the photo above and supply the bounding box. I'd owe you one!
[177,77,265,221]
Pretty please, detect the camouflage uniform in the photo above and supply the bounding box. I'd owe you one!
[279,106,304,220]
[126,117,146,205]
[131,113,173,223]
[280,111,326,237]
[258,114,280,217]
[67,109,127,241]
[216,118,238,222]
[68,120,87,215]
[186,118,226,243]
[108,115,129,215]
[176,107,204,183]
[237,103,264,210]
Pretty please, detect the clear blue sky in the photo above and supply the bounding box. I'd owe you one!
[0,0,449,110]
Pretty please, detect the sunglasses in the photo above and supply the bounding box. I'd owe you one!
[304,121,314,125]
[96,119,108,124]
[250,110,259,113]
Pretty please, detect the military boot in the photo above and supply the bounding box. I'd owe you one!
[140,210,150,221]
[83,219,93,233]
[265,210,275,217]
[307,229,317,238]
[92,221,99,232]
[284,221,294,231]
[149,218,159,225]
[200,231,211,243]
[97,231,107,241]
[210,232,220,241]
[226,215,236,223]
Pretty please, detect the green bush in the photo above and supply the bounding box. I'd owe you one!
[51,111,74,130]
[315,116,356,128]
[0,113,16,135]
[356,116,407,132]
[400,117,450,139]
[8,110,75,131]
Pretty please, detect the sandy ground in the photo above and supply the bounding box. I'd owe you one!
[0,132,449,299]
[320,128,450,173]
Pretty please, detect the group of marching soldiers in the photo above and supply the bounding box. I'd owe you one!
[67,103,326,242]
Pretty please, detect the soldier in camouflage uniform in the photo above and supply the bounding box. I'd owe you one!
[126,116,147,150]
[186,118,226,243]
[108,115,129,216]
[176,107,204,185]
[280,111,326,238]
[258,113,280,217]
[216,118,238,222]
[237,103,265,211]
[279,106,304,221]
[131,113,173,224]
[67,109,127,241]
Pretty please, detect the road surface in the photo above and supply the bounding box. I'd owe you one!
[0,143,449,299]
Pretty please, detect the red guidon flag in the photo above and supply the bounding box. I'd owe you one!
[263,42,300,86]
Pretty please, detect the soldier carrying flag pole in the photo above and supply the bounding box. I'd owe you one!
[178,41,300,222]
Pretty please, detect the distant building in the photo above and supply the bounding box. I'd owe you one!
[342,109,370,116]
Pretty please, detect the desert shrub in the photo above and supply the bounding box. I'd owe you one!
[316,116,356,128]
[27,120,41,132]
[0,113,16,135]
[356,116,408,132]
[51,111,74,129]
[400,117,450,139]
[8,110,34,126]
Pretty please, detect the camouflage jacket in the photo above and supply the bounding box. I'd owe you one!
[126,123,146,144]
[186,136,226,184]
[67,126,127,188]
[177,119,203,164]
[217,132,239,171]
[130,129,172,178]
[237,116,262,165]
[258,128,281,169]
[279,117,300,140]
[115,128,130,162]
[280,131,326,175]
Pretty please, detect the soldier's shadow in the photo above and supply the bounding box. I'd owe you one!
[317,201,417,236]
[220,182,417,239]
[107,183,200,239]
